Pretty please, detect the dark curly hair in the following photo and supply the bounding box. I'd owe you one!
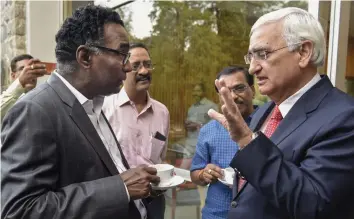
[55,5,124,68]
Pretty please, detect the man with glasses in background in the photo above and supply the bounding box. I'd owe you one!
[190,66,257,219]
[2,6,160,219]
[208,7,354,219]
[103,42,170,219]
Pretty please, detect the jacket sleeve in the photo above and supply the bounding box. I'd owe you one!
[230,109,354,219]
[0,79,25,122]
[1,99,129,219]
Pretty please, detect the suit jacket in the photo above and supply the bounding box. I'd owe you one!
[228,76,354,219]
[1,74,144,219]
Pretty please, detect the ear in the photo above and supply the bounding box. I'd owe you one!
[76,45,92,69]
[298,40,313,68]
[10,71,17,80]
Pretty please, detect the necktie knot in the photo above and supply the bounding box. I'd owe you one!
[271,106,283,121]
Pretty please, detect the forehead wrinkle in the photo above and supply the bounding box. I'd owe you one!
[249,39,271,53]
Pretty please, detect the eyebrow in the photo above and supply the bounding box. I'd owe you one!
[118,43,130,51]
[248,46,269,53]
[17,66,25,71]
[229,83,247,88]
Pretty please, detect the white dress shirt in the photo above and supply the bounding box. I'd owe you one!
[54,72,147,219]
[260,73,321,132]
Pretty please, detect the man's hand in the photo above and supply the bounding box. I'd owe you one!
[201,164,223,184]
[208,78,253,149]
[18,59,48,92]
[120,165,160,200]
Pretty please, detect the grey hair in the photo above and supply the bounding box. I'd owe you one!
[251,7,326,67]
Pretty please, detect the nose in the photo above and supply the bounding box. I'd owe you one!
[231,91,238,99]
[138,66,149,75]
[248,58,261,75]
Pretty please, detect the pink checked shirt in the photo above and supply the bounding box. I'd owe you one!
[102,88,170,168]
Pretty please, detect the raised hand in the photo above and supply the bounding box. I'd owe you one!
[18,59,48,92]
[208,78,253,149]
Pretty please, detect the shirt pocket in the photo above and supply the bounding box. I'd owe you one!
[146,136,165,164]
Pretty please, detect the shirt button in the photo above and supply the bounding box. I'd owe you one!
[231,201,238,208]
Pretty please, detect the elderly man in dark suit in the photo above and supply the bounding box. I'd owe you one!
[209,7,354,219]
[1,5,161,219]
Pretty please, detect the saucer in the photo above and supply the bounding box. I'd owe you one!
[151,175,185,190]
[218,177,233,187]
[218,167,234,187]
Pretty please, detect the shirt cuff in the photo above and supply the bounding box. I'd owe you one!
[123,182,130,202]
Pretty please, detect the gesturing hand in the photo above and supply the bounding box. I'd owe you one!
[120,165,160,200]
[208,78,253,149]
[201,164,223,184]
[18,59,48,92]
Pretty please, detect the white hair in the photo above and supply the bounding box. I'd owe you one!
[251,7,326,67]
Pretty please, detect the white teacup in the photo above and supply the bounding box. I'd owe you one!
[151,164,175,186]
[223,167,235,183]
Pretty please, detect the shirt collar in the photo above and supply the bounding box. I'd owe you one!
[278,73,321,118]
[54,71,105,117]
[194,97,208,106]
[117,87,153,111]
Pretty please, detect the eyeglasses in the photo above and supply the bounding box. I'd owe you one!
[91,45,131,65]
[217,84,249,94]
[131,60,154,72]
[244,43,302,64]
[229,84,249,94]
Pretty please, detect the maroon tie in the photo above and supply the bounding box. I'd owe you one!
[237,106,283,192]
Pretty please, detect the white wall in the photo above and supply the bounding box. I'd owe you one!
[327,0,351,92]
[26,0,62,63]
[26,0,63,84]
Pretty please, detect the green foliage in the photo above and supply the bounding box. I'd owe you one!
[120,1,308,122]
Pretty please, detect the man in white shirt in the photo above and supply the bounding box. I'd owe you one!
[209,7,354,219]
[1,54,47,121]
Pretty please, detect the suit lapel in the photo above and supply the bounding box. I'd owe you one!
[234,75,333,198]
[250,101,274,132]
[70,101,119,175]
[47,74,119,176]
[271,76,333,146]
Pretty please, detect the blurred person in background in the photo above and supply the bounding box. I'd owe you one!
[1,54,47,121]
[172,82,218,169]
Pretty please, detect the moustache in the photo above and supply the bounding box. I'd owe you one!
[136,74,151,82]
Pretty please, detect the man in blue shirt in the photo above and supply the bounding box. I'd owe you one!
[190,66,257,219]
